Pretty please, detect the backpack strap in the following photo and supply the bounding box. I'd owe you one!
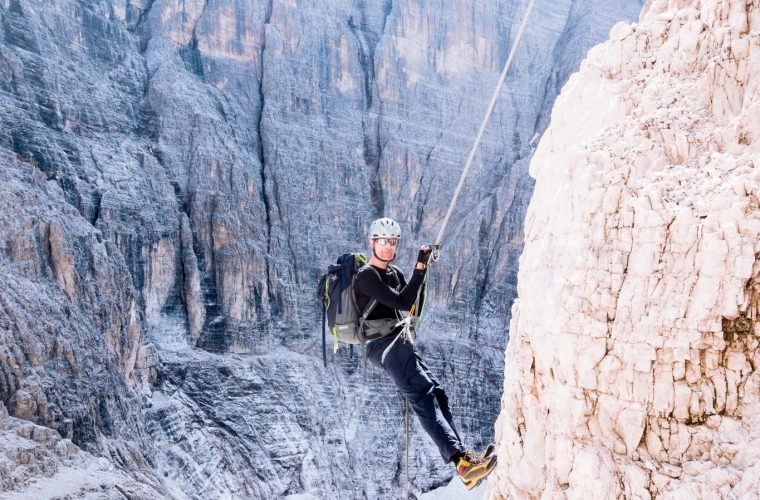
[387,264,402,288]
[386,265,404,323]
[357,255,380,374]
[353,265,382,339]
[359,300,378,329]
[321,303,327,368]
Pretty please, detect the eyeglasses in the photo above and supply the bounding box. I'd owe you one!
[374,238,399,247]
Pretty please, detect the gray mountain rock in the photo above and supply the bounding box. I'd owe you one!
[0,0,643,497]
[0,401,163,498]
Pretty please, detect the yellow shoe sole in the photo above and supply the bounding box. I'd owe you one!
[459,454,497,489]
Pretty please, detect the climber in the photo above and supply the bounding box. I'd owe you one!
[353,217,497,488]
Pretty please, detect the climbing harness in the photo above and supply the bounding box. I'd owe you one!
[399,0,537,496]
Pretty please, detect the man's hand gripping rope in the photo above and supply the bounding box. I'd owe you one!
[381,244,441,363]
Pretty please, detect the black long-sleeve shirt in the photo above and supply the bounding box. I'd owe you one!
[353,264,426,325]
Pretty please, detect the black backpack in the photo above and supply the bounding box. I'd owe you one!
[317,253,377,366]
[318,253,409,367]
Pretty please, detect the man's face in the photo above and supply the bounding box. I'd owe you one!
[371,237,399,261]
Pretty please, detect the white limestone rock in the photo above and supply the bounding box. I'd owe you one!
[491,0,760,498]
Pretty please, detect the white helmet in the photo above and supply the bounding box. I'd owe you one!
[369,217,401,239]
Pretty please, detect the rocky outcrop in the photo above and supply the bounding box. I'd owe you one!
[491,1,760,498]
[0,155,147,439]
[0,401,163,498]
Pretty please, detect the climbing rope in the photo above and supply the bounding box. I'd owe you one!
[434,0,537,247]
[397,0,539,336]
[405,397,411,498]
[399,1,537,497]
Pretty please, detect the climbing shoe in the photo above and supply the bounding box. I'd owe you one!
[456,449,498,489]
[461,444,496,489]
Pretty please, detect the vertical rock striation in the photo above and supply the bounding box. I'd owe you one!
[492,1,760,498]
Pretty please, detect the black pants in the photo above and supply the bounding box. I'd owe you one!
[367,334,465,463]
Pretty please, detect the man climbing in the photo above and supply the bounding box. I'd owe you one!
[353,217,497,489]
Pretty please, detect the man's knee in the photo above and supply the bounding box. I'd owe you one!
[403,372,436,403]
[433,387,449,407]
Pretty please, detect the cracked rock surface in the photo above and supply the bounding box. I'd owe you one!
[491,0,760,498]
[0,401,163,499]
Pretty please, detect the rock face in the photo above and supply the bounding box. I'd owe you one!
[0,401,163,499]
[0,0,642,497]
[491,1,760,498]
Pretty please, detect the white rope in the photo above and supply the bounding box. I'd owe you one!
[434,0,537,247]
[398,4,537,495]
[380,316,414,364]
